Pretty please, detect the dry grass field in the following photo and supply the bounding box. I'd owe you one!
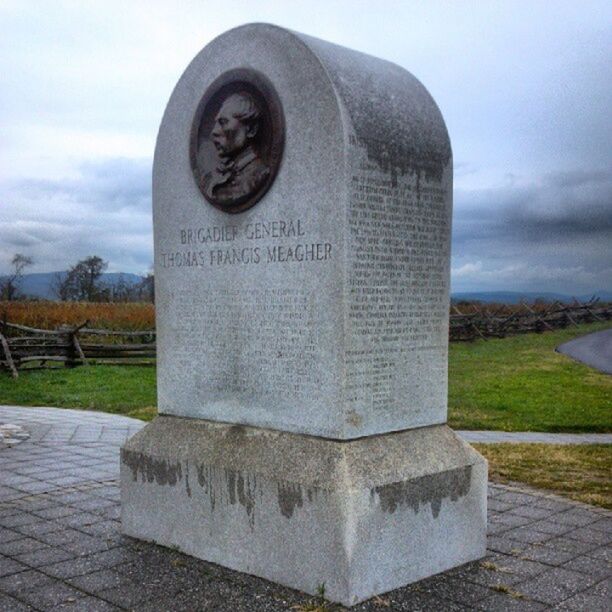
[0,301,155,331]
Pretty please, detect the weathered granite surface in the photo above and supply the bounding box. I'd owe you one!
[121,416,487,606]
[126,23,486,605]
[153,23,452,439]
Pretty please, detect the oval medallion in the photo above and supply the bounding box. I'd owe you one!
[190,69,285,214]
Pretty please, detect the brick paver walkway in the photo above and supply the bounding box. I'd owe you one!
[0,406,610,610]
[458,430,612,444]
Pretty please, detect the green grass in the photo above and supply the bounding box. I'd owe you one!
[448,322,612,433]
[475,443,612,509]
[0,322,610,433]
[0,365,157,422]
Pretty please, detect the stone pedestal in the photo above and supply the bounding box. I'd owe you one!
[121,23,487,606]
[122,417,486,606]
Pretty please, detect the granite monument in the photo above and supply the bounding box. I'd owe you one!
[121,23,487,606]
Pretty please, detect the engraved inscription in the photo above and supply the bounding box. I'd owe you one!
[345,137,450,415]
[159,219,332,268]
[170,288,323,401]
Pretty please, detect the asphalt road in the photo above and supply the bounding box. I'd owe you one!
[557,328,612,374]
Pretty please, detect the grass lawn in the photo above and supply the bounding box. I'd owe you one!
[448,322,612,433]
[0,365,157,422]
[476,443,612,510]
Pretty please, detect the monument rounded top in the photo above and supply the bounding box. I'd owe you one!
[153,23,453,440]
[156,23,451,216]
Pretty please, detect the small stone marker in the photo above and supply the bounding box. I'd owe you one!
[121,24,487,606]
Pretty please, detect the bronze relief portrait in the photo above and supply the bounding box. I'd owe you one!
[190,69,285,214]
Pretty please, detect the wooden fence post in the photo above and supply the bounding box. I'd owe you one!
[0,331,18,378]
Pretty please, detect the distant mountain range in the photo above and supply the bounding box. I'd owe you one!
[451,290,612,304]
[1,272,610,303]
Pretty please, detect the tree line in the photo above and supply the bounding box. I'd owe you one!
[0,254,154,303]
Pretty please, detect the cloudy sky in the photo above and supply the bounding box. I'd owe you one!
[1,1,610,294]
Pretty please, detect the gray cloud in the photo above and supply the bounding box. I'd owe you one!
[0,157,153,275]
[454,169,612,244]
[0,1,610,294]
[11,158,151,213]
[451,169,612,293]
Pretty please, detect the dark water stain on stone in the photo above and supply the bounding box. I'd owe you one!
[196,464,216,511]
[236,472,257,529]
[226,469,237,506]
[277,482,304,519]
[200,468,258,529]
[121,449,182,486]
[185,460,192,498]
[371,466,472,518]
[228,424,247,437]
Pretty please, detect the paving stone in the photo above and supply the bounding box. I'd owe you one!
[532,498,575,512]
[503,526,556,545]
[68,568,129,594]
[487,536,530,556]
[476,592,547,611]
[0,508,21,520]
[589,517,612,532]
[414,574,492,606]
[488,498,515,513]
[551,508,602,527]
[1,475,38,487]
[528,520,574,536]
[545,535,600,556]
[519,543,578,566]
[489,513,534,530]
[14,545,75,568]
[446,557,526,588]
[0,536,49,556]
[41,553,120,579]
[47,595,123,611]
[563,554,612,580]
[509,504,558,520]
[19,580,87,609]
[494,491,540,506]
[0,593,35,611]
[34,506,80,520]
[99,506,120,521]
[0,556,27,578]
[0,568,55,595]
[518,566,598,605]
[586,545,611,562]
[556,577,610,611]
[13,496,60,513]
[488,521,516,536]
[77,520,120,540]
[485,554,550,580]
[85,547,136,569]
[1,512,44,529]
[70,497,116,514]
[0,488,23,503]
[59,511,104,530]
[0,527,25,544]
[565,525,612,545]
[95,583,152,608]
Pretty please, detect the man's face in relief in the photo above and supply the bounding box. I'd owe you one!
[211,96,254,158]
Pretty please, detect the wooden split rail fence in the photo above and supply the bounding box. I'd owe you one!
[0,321,155,378]
[0,299,610,377]
[449,298,611,341]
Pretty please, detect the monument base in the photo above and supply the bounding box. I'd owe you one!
[120,417,487,607]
